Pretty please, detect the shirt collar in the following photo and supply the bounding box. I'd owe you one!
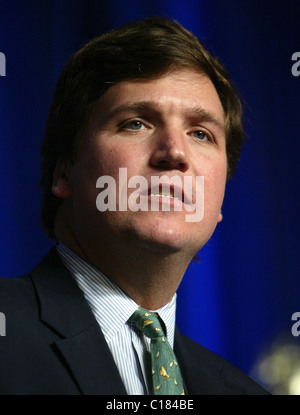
[56,242,177,347]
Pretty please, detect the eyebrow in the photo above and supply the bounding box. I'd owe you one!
[187,107,225,134]
[107,101,225,133]
[107,101,155,118]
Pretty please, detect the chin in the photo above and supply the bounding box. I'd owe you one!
[126,219,198,255]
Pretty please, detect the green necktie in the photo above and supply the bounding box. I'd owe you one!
[129,307,185,395]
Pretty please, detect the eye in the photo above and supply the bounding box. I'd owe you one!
[123,120,146,131]
[191,129,212,142]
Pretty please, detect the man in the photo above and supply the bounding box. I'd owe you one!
[0,17,269,395]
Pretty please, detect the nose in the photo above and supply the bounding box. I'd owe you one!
[149,127,189,172]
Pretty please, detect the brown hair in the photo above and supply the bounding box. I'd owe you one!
[40,17,245,237]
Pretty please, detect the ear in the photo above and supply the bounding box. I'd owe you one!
[51,160,72,199]
[217,210,223,223]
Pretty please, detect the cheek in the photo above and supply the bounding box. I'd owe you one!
[90,140,137,175]
[201,160,227,212]
[71,143,141,210]
[74,144,116,183]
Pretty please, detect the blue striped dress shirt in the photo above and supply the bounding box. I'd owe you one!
[56,242,177,395]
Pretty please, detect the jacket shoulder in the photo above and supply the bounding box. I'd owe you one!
[175,330,270,395]
[0,274,36,313]
[0,248,61,325]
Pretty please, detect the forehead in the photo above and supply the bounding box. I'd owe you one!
[90,69,224,125]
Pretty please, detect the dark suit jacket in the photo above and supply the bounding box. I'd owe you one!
[0,248,268,395]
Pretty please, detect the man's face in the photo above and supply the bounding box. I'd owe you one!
[56,69,227,261]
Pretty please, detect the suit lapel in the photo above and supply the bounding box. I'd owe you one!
[54,324,126,395]
[30,248,127,395]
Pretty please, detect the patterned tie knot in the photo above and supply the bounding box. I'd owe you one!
[129,307,165,340]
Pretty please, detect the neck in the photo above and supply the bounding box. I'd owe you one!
[57,231,192,311]
[96,245,190,310]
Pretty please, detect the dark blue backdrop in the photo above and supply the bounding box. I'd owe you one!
[1,0,300,392]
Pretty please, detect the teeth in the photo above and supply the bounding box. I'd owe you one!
[151,193,173,198]
[150,192,180,200]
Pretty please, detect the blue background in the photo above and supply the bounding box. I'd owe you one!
[1,0,300,391]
